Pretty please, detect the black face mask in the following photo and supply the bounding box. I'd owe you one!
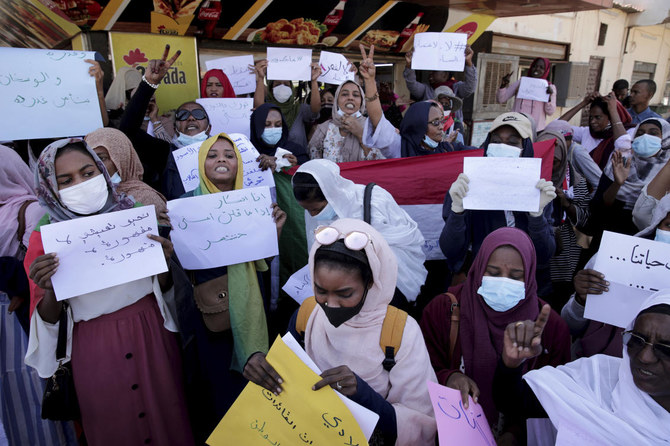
[318,284,369,328]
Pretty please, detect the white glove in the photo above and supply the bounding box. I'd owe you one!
[529,179,556,217]
[449,173,469,214]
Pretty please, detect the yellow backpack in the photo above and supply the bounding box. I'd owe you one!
[295,296,408,371]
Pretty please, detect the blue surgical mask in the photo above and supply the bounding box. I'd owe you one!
[654,228,670,244]
[176,130,208,147]
[632,134,662,158]
[423,135,439,149]
[110,172,122,184]
[487,143,522,158]
[261,127,282,146]
[314,203,337,221]
[477,276,526,312]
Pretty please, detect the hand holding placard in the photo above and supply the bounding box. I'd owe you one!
[267,48,312,81]
[317,51,355,85]
[205,54,256,95]
[411,32,467,72]
[517,77,550,103]
[196,98,253,137]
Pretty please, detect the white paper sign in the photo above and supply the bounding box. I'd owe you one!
[281,333,379,440]
[173,142,203,193]
[317,51,355,85]
[462,157,541,212]
[229,133,276,189]
[0,48,104,140]
[168,186,278,269]
[172,133,275,193]
[411,32,467,72]
[40,206,167,300]
[517,77,550,103]
[205,55,256,95]
[196,98,253,137]
[584,231,670,328]
[267,47,312,81]
[282,264,312,304]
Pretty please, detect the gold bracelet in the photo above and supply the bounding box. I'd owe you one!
[365,92,379,102]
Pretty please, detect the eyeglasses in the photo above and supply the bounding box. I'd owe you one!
[623,330,670,360]
[427,119,446,128]
[314,226,371,251]
[175,108,208,121]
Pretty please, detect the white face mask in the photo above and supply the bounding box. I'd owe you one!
[336,108,362,118]
[273,85,292,103]
[487,143,522,158]
[176,130,208,147]
[59,174,109,215]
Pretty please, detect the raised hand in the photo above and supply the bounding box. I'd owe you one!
[611,150,631,186]
[502,304,551,369]
[500,71,514,88]
[85,59,104,90]
[310,62,322,82]
[145,44,181,86]
[464,45,474,67]
[359,44,376,81]
[404,49,413,67]
[449,173,470,214]
[252,59,268,81]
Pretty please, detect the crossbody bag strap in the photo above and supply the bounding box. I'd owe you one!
[17,199,37,252]
[363,183,376,224]
[56,303,69,361]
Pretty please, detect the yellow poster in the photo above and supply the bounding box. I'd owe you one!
[208,336,368,446]
[445,13,496,45]
[109,32,199,113]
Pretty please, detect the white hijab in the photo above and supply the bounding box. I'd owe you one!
[634,194,670,238]
[295,159,427,301]
[524,290,670,445]
[304,218,436,445]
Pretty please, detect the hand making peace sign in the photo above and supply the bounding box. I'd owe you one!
[502,304,552,369]
[144,44,182,86]
[359,44,376,81]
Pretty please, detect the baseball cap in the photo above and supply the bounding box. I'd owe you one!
[489,112,533,141]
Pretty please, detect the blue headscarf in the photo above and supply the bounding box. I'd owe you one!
[399,101,452,157]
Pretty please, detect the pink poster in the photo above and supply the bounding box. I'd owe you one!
[427,380,496,446]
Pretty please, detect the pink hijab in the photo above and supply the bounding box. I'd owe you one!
[0,145,44,257]
[304,218,437,445]
[450,227,539,422]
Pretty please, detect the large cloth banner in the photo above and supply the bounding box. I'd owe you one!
[109,32,199,113]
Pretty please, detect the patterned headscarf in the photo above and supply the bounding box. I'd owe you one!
[35,138,134,223]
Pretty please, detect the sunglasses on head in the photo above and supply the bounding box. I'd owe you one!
[175,108,208,121]
[623,330,670,360]
[314,226,371,251]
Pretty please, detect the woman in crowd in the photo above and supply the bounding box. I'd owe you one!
[177,133,286,441]
[494,290,670,444]
[105,66,142,126]
[292,159,427,306]
[200,68,235,98]
[497,57,557,132]
[244,218,437,445]
[561,194,670,358]
[25,139,193,445]
[439,112,556,295]
[0,145,76,445]
[421,227,570,444]
[309,79,386,161]
[252,59,321,147]
[634,156,670,230]
[559,92,633,169]
[85,127,169,225]
[250,103,309,171]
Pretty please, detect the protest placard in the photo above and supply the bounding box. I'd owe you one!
[167,186,278,269]
[196,98,253,137]
[517,77,550,102]
[282,264,312,304]
[0,48,104,140]
[267,47,312,81]
[462,157,541,213]
[585,231,670,327]
[317,51,355,85]
[411,32,467,72]
[40,205,167,300]
[427,381,496,446]
[208,335,369,446]
[172,133,274,193]
[205,55,256,95]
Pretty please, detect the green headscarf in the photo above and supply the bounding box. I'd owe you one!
[194,133,269,372]
[266,80,301,128]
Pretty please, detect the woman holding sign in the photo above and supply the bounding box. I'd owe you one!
[176,132,287,442]
[244,218,437,445]
[24,139,194,445]
[497,57,556,132]
[421,227,570,444]
[200,69,236,99]
[494,290,670,445]
[250,103,309,170]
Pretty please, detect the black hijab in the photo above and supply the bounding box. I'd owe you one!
[249,103,309,163]
[399,101,452,157]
